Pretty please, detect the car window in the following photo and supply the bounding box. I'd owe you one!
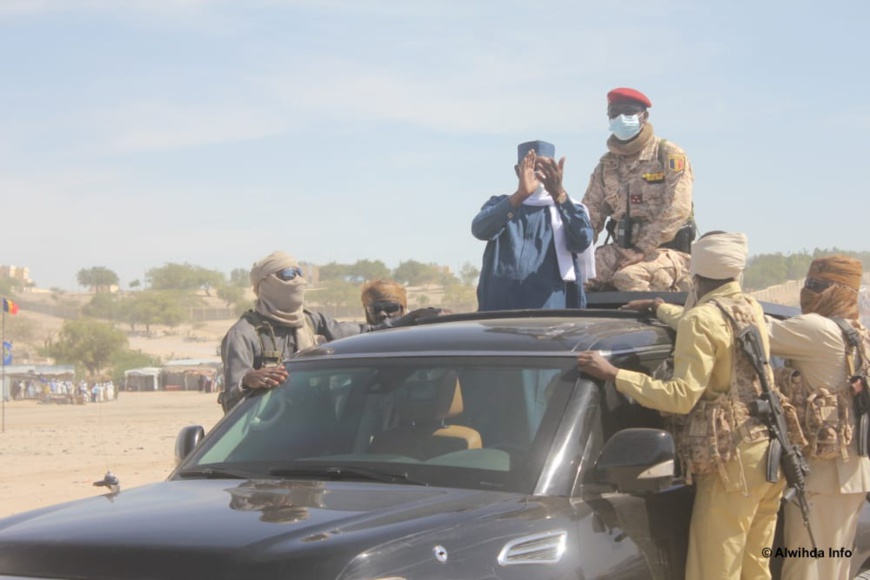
[185,358,577,493]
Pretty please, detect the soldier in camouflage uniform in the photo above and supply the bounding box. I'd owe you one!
[582,87,695,292]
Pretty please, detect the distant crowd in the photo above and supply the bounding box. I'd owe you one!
[9,379,117,404]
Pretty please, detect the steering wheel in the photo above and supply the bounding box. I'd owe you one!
[248,393,287,432]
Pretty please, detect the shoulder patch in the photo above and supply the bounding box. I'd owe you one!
[667,154,686,173]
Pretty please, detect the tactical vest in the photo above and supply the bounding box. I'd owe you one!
[601,138,696,253]
[775,318,870,461]
[666,297,771,484]
[241,310,317,368]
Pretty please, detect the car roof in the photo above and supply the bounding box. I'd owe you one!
[300,310,674,359]
[295,291,798,360]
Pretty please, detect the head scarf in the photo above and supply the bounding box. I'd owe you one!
[360,280,407,324]
[249,251,306,327]
[800,255,862,319]
[690,232,748,281]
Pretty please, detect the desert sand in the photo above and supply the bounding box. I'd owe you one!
[0,391,224,518]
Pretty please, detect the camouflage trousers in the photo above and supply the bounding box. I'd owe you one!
[590,245,692,292]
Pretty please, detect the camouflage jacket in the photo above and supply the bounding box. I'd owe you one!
[582,135,693,256]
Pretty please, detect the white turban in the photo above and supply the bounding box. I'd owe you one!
[690,232,748,280]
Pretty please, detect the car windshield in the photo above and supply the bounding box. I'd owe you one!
[179,357,577,493]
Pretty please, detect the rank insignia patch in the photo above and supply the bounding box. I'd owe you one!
[630,193,643,204]
[668,155,686,172]
[642,172,665,183]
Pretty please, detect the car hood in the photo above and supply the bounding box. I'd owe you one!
[0,479,568,580]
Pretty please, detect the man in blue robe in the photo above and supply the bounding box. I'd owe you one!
[472,140,594,311]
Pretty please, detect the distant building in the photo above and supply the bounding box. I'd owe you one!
[300,263,320,285]
[0,265,32,286]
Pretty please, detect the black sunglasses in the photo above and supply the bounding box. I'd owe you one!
[608,104,646,118]
[275,267,303,281]
[368,301,403,315]
[804,277,834,293]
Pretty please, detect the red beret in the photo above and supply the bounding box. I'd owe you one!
[607,87,652,108]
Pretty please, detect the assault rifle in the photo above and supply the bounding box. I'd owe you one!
[737,325,817,549]
[832,318,870,457]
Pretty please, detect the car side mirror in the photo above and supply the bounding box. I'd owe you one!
[175,425,205,466]
[594,428,675,493]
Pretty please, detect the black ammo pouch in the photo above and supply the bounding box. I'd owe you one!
[604,217,636,249]
[855,386,870,457]
[659,220,697,254]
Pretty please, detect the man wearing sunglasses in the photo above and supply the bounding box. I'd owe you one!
[360,279,407,325]
[581,87,695,293]
[767,256,870,580]
[220,252,444,413]
[218,251,375,413]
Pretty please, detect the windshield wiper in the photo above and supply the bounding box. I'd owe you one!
[175,466,254,480]
[268,465,428,486]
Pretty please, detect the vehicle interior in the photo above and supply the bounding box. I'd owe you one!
[190,359,577,492]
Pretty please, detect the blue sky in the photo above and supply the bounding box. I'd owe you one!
[1,0,867,290]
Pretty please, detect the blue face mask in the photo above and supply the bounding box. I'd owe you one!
[609,114,642,141]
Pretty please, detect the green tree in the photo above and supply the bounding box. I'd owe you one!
[76,266,120,292]
[442,284,477,312]
[146,263,226,293]
[319,262,349,282]
[123,291,192,332]
[310,280,359,309]
[392,260,444,286]
[229,268,249,287]
[46,319,128,376]
[459,262,480,286]
[439,269,461,288]
[347,259,391,283]
[216,284,245,308]
[129,279,141,289]
[0,278,21,295]
[82,291,121,320]
[742,248,870,291]
[743,253,789,291]
[110,349,161,386]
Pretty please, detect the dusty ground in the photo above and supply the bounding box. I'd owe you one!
[0,391,223,518]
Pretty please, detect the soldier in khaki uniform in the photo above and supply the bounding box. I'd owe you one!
[582,87,694,291]
[578,232,785,580]
[768,256,870,580]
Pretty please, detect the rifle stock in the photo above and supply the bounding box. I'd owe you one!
[737,325,817,549]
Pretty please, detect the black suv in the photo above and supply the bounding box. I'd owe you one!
[1,294,868,579]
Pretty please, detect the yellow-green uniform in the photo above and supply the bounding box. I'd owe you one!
[768,313,870,580]
[614,281,784,580]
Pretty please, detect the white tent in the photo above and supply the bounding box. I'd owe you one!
[161,358,221,391]
[124,367,161,391]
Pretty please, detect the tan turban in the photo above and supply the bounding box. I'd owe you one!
[250,251,298,292]
[361,280,407,324]
[249,251,306,327]
[800,255,862,319]
[689,232,748,280]
[361,280,407,308]
[806,255,862,291]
